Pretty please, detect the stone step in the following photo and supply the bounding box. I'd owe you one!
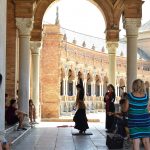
[5,124,32,148]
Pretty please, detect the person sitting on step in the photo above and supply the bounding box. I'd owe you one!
[5,99,27,131]
[0,138,10,150]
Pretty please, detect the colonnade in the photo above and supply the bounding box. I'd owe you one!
[0,1,142,138]
[61,77,105,97]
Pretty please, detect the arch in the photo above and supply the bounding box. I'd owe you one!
[95,74,101,84]
[87,72,93,83]
[103,76,109,84]
[95,74,101,96]
[68,69,75,81]
[31,0,115,41]
[77,71,84,80]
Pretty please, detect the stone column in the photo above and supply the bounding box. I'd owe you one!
[63,78,65,96]
[106,42,118,86]
[0,0,6,136]
[73,80,76,96]
[124,18,141,92]
[84,80,87,96]
[30,41,41,120]
[93,81,96,96]
[65,78,68,96]
[16,18,33,114]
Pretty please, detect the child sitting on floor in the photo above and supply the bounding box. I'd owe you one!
[108,98,129,138]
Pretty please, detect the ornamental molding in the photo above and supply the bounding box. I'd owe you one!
[30,41,42,54]
[16,18,33,36]
[123,18,141,36]
[106,42,118,54]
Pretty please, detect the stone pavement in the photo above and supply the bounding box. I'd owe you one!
[11,113,144,150]
[12,122,108,150]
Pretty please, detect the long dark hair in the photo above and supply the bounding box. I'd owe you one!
[108,84,116,98]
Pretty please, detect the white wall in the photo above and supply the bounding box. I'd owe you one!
[0,0,6,131]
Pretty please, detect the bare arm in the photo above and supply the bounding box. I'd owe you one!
[15,110,27,116]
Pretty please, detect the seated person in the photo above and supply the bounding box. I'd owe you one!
[5,99,27,131]
[0,134,10,150]
[108,98,129,138]
[5,93,10,110]
[0,140,10,150]
[29,99,37,124]
[0,142,2,150]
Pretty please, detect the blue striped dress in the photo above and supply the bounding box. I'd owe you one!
[128,92,150,139]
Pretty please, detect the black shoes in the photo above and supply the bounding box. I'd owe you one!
[79,130,85,134]
[17,127,27,131]
[106,129,113,133]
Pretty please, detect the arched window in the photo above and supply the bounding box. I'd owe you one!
[68,69,73,96]
[95,75,100,96]
[95,84,100,96]
[86,73,91,96]
[68,80,73,96]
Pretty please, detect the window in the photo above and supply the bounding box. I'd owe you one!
[95,84,100,96]
[87,84,91,96]
[68,81,73,96]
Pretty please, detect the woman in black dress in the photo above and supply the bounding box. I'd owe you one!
[73,82,89,133]
[104,84,116,132]
[73,100,89,133]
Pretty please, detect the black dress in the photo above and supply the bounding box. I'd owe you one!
[73,108,89,132]
[104,92,115,130]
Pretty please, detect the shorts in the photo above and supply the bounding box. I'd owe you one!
[7,115,19,125]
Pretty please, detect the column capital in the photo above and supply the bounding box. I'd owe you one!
[30,41,42,54]
[16,18,33,36]
[123,18,141,36]
[106,41,118,54]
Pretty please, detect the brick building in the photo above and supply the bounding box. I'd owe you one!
[40,23,150,118]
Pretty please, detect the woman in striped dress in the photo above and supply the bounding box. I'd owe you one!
[127,79,150,150]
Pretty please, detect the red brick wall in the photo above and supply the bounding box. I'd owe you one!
[6,0,16,98]
[40,25,62,118]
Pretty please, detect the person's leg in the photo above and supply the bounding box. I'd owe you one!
[33,109,36,122]
[110,117,117,132]
[2,143,10,150]
[142,137,150,150]
[132,138,140,150]
[29,107,33,123]
[117,118,127,137]
[17,113,24,128]
[0,142,2,150]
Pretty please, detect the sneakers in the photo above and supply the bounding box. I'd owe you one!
[17,127,27,131]
[30,121,39,124]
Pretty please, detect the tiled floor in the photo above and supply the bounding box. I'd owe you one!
[11,113,144,150]
[12,122,108,150]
